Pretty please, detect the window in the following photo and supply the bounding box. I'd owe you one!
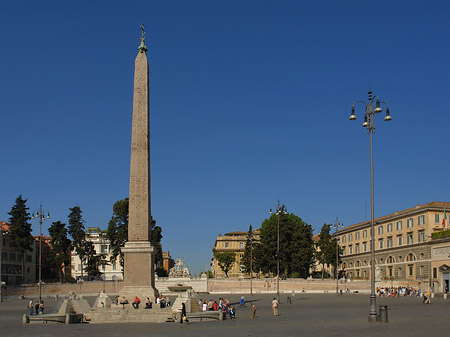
[388,267,393,277]
[397,235,403,246]
[396,221,402,230]
[398,268,402,277]
[342,247,346,255]
[26,255,32,262]
[225,242,229,248]
[10,253,16,261]
[418,215,425,225]
[363,230,367,238]
[355,232,360,240]
[349,245,353,254]
[408,265,414,276]
[363,242,367,252]
[379,239,384,249]
[342,235,346,243]
[407,218,413,228]
[419,266,424,276]
[239,242,244,249]
[101,245,107,253]
[418,230,425,243]
[378,226,383,235]
[387,256,395,264]
[239,254,243,259]
[1,252,7,261]
[435,214,440,224]
[349,234,353,242]
[27,267,30,273]
[406,253,416,261]
[387,223,392,232]
[387,237,393,248]
[433,267,438,279]
[355,243,360,253]
[407,233,413,245]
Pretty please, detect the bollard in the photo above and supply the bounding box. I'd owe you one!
[377,306,382,322]
[383,305,389,323]
[444,293,448,300]
[22,314,29,324]
[340,290,343,295]
[287,296,291,304]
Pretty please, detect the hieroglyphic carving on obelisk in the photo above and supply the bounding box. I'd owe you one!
[120,25,158,299]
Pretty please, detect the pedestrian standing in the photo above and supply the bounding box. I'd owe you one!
[34,300,40,315]
[39,301,45,314]
[250,303,257,318]
[28,299,34,316]
[272,298,279,316]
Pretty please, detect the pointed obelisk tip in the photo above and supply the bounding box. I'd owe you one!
[138,24,147,53]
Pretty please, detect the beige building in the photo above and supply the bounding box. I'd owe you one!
[211,229,260,278]
[1,221,37,285]
[71,227,122,281]
[336,201,450,293]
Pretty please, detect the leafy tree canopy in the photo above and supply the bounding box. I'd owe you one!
[214,251,236,277]
[48,221,71,283]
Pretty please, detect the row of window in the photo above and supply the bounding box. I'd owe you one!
[341,214,434,244]
[343,230,425,255]
[224,242,244,249]
[1,252,32,262]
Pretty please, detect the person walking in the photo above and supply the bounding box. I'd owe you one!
[272,297,279,316]
[250,303,257,318]
[179,303,188,324]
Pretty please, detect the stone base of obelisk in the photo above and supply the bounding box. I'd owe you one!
[119,241,159,301]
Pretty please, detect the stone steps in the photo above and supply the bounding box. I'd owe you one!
[87,308,176,324]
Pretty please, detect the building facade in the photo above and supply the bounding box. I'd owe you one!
[211,229,260,278]
[71,227,122,281]
[0,221,37,285]
[336,201,450,293]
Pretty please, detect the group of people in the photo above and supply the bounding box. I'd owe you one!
[116,294,171,309]
[197,297,236,319]
[27,299,44,316]
[376,286,423,298]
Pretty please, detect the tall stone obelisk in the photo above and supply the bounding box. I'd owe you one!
[120,25,158,299]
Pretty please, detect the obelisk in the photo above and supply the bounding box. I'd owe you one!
[120,25,158,300]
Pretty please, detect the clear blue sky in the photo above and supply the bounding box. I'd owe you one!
[1,0,449,275]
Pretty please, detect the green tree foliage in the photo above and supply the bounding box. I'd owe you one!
[315,223,341,279]
[83,241,101,278]
[106,198,129,268]
[242,225,257,274]
[256,212,314,278]
[106,198,164,275]
[8,195,33,280]
[68,206,86,279]
[48,221,71,283]
[214,251,236,277]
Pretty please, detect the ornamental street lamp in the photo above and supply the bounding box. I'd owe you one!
[332,217,343,295]
[349,90,391,322]
[31,205,50,304]
[0,224,8,302]
[269,200,288,302]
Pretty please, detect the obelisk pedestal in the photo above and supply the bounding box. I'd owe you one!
[119,26,158,301]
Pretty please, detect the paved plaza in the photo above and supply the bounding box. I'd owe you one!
[1,293,449,336]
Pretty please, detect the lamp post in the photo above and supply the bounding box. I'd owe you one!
[0,223,8,302]
[269,200,288,302]
[250,226,253,296]
[349,90,391,322]
[31,205,50,304]
[332,217,343,295]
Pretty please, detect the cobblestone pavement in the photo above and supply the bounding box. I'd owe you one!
[1,293,450,336]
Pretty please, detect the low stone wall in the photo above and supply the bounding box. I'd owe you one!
[207,278,371,294]
[5,278,372,297]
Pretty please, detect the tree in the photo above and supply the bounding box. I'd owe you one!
[48,221,71,283]
[214,251,236,277]
[68,206,86,279]
[83,241,101,278]
[257,212,314,278]
[315,223,332,279]
[106,198,129,268]
[8,195,33,281]
[242,224,257,274]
